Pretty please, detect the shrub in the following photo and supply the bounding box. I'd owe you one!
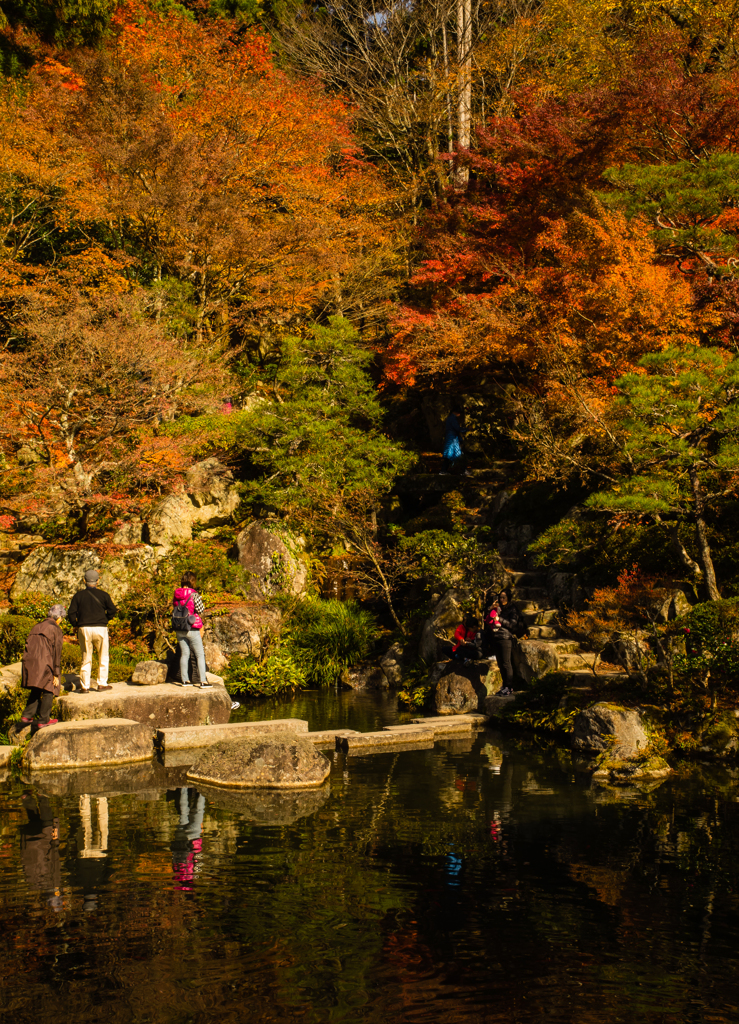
[676,598,739,708]
[225,649,306,698]
[284,597,379,686]
[0,615,34,664]
[10,592,51,621]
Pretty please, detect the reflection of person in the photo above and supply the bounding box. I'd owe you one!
[20,605,65,728]
[20,791,62,910]
[68,569,118,692]
[77,795,109,911]
[169,787,205,892]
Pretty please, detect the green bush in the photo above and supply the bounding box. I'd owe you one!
[225,649,307,698]
[676,599,739,706]
[0,615,34,664]
[284,597,378,687]
[10,592,51,621]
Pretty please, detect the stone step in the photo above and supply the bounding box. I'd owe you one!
[522,608,559,624]
[336,729,435,753]
[407,714,487,737]
[526,625,560,640]
[156,719,309,751]
[59,680,232,731]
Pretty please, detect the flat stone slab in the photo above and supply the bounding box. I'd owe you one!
[407,714,487,736]
[156,719,309,751]
[336,729,435,752]
[58,681,232,730]
[24,718,153,771]
[187,734,331,789]
[308,729,359,749]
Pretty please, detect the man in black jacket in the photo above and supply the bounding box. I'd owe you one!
[67,569,118,692]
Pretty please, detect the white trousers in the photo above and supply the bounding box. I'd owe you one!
[79,795,108,858]
[78,626,109,689]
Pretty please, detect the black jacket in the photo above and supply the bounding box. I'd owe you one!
[68,587,117,628]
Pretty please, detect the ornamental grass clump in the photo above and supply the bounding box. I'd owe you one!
[285,597,379,687]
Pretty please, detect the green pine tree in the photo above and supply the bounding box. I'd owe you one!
[587,345,739,600]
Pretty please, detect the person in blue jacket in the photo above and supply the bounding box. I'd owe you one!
[441,405,465,474]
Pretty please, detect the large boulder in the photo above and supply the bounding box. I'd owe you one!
[146,494,195,547]
[512,638,561,683]
[236,523,307,597]
[379,642,405,688]
[419,589,469,664]
[10,545,158,603]
[187,734,331,789]
[572,703,650,760]
[341,663,389,690]
[23,718,153,770]
[434,668,479,715]
[592,755,672,786]
[145,458,240,548]
[202,603,282,674]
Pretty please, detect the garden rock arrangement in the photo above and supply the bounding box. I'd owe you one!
[202,603,282,674]
[572,703,650,760]
[187,734,331,789]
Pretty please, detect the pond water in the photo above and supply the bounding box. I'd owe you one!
[2,691,739,1024]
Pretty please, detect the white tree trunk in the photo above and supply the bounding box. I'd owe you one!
[455,0,472,188]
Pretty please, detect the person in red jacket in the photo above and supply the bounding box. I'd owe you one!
[452,615,479,661]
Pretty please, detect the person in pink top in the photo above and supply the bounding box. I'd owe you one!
[172,571,210,688]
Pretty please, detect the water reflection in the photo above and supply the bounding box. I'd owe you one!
[1,724,739,1023]
[20,791,61,910]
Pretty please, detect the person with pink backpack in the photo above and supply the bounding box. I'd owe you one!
[172,571,210,688]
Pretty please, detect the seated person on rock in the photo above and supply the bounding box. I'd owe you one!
[452,614,480,662]
[172,571,211,688]
[20,604,65,729]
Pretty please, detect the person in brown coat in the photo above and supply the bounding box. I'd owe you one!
[20,604,65,728]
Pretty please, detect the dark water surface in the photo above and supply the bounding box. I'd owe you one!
[2,691,739,1024]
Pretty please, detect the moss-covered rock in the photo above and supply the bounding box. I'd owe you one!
[592,753,672,786]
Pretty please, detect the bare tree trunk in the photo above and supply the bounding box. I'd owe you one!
[442,22,454,156]
[455,0,472,189]
[689,465,721,601]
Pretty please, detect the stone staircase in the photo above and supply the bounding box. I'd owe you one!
[508,567,602,676]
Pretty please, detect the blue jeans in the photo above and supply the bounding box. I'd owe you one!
[176,630,207,684]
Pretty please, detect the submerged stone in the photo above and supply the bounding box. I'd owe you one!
[187,733,331,789]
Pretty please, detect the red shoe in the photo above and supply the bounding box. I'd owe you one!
[35,719,58,729]
[20,717,33,725]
